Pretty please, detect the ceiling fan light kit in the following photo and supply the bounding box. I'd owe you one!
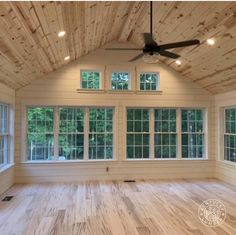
[106,1,200,63]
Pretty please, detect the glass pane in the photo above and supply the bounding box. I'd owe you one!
[139,73,158,91]
[59,134,84,160]
[81,71,100,89]
[27,134,54,160]
[89,108,113,159]
[111,72,129,90]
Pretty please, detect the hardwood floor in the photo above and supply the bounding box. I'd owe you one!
[0,179,236,235]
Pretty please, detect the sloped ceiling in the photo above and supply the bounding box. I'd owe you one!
[0,1,236,93]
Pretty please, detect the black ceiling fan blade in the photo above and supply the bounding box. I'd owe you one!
[106,48,142,51]
[159,39,200,50]
[142,33,157,46]
[129,53,145,62]
[159,50,180,59]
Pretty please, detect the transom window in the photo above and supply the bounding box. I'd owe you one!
[111,72,130,90]
[0,104,9,165]
[127,109,149,159]
[139,72,159,91]
[224,108,236,162]
[81,70,100,89]
[89,108,113,159]
[181,109,204,158]
[155,109,177,158]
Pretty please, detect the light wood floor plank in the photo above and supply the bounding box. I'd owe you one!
[0,179,236,235]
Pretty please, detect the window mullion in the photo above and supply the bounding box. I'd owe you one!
[54,107,59,159]
[84,107,89,160]
[150,108,154,159]
[177,108,182,159]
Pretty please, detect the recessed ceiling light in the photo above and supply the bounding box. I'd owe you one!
[58,31,66,37]
[175,60,181,65]
[64,56,70,61]
[207,38,215,46]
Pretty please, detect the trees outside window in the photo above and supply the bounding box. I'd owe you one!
[111,72,130,90]
[0,104,9,165]
[224,108,236,162]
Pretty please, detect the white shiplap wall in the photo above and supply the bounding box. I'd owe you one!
[215,90,236,186]
[0,83,15,194]
[14,45,216,183]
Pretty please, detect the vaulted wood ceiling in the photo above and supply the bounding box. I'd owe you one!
[0,1,236,93]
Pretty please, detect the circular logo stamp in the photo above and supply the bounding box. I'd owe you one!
[198,199,226,227]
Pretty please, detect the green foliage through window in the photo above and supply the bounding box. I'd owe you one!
[81,71,100,89]
[27,107,54,160]
[111,72,129,90]
[155,109,177,158]
[181,109,204,158]
[224,108,236,162]
[127,109,149,159]
[140,73,159,91]
[59,108,84,160]
[89,108,113,159]
[0,104,8,165]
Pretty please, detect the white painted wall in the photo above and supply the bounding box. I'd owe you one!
[215,90,236,186]
[14,44,216,183]
[0,83,15,194]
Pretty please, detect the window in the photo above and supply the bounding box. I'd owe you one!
[27,107,54,160]
[155,109,177,158]
[139,72,159,91]
[27,107,114,161]
[224,108,236,162]
[127,109,149,159]
[111,72,130,90]
[89,108,113,159]
[81,70,100,89]
[181,109,204,158]
[0,104,9,165]
[59,108,84,160]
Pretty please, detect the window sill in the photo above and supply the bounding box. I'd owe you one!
[76,89,105,93]
[126,158,208,161]
[0,163,15,174]
[106,90,135,94]
[136,90,163,95]
[22,159,116,164]
[21,158,210,165]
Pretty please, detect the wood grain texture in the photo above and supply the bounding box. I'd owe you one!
[0,2,235,93]
[0,179,236,235]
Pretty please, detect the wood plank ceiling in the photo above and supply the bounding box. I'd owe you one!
[0,1,236,93]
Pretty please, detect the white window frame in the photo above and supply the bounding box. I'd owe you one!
[58,107,85,160]
[0,103,9,166]
[80,69,102,90]
[223,106,236,163]
[25,105,115,162]
[26,106,55,161]
[154,108,178,159]
[180,108,206,159]
[126,108,151,159]
[126,107,207,160]
[110,71,131,90]
[138,72,160,91]
[88,107,114,160]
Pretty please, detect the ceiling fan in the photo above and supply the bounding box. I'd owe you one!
[106,1,200,62]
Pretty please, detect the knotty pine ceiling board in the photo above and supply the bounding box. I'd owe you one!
[0,1,235,94]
